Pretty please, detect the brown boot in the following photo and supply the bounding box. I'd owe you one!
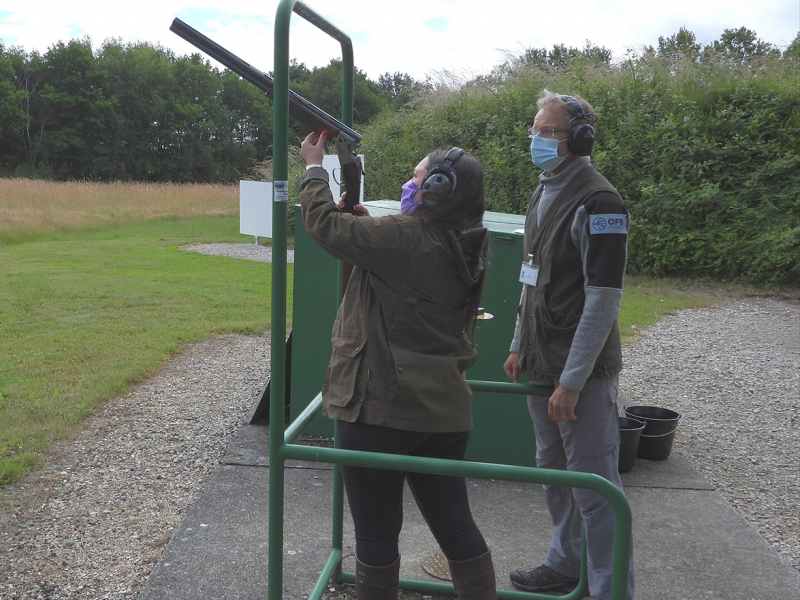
[355,556,400,600]
[448,550,497,600]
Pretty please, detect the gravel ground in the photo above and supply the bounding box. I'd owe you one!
[180,243,295,263]
[0,334,271,600]
[0,243,797,599]
[619,296,800,571]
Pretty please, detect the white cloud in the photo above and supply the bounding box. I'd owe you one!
[0,0,797,79]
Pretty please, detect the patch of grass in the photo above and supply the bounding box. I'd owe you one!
[0,215,292,484]
[619,276,714,344]
[0,178,238,244]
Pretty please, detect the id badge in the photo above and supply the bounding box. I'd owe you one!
[519,262,539,286]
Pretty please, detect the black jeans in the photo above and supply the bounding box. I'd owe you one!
[338,420,488,567]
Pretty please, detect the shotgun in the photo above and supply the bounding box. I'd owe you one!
[169,17,364,214]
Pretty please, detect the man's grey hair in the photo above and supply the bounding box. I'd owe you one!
[537,89,595,127]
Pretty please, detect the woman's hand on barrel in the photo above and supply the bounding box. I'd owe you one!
[301,130,327,166]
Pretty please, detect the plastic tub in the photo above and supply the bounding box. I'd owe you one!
[623,405,682,460]
[618,416,646,473]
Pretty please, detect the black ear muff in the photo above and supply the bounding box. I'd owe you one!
[560,95,596,156]
[420,147,465,204]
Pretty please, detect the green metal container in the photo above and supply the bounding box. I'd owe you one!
[290,201,535,466]
[467,209,536,466]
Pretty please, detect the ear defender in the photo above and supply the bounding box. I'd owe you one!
[560,95,596,156]
[419,147,465,204]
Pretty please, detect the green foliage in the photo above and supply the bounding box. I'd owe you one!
[1,25,796,285]
[1,39,277,182]
[287,59,389,128]
[0,45,27,167]
[610,52,799,285]
[0,39,415,183]
[361,29,798,286]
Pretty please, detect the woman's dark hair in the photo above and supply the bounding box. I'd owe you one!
[414,149,489,335]
[415,149,485,230]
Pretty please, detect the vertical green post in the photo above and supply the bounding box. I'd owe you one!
[331,24,355,584]
[269,2,355,598]
[268,3,292,600]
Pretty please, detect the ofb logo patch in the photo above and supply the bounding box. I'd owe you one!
[590,214,628,235]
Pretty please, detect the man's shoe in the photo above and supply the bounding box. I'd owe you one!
[509,564,578,593]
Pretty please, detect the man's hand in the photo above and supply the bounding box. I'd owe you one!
[503,352,522,383]
[548,385,579,422]
[301,130,327,165]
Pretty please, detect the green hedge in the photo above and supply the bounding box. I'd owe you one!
[360,36,799,286]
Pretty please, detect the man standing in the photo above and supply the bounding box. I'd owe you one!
[504,90,634,600]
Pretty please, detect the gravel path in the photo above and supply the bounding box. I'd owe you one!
[180,243,294,263]
[0,244,797,599]
[619,296,799,570]
[0,334,271,600]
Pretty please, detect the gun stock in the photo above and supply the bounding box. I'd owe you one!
[331,135,363,215]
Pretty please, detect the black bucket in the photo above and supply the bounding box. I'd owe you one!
[618,417,646,473]
[623,405,682,460]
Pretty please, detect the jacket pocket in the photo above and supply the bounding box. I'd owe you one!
[323,336,368,408]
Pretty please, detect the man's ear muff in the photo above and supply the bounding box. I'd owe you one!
[419,147,465,204]
[560,95,596,156]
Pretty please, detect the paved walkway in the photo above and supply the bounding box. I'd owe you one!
[137,416,799,600]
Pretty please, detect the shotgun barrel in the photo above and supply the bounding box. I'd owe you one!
[169,18,362,145]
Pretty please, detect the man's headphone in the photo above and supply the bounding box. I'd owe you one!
[419,147,465,204]
[560,95,597,156]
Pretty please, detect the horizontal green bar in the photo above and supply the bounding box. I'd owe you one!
[286,381,549,444]
[466,380,554,396]
[282,441,631,594]
[286,381,544,443]
[281,444,627,508]
[338,570,583,599]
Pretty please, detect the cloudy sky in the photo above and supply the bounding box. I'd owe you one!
[1,0,797,81]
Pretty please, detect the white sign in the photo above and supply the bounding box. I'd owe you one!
[239,180,273,238]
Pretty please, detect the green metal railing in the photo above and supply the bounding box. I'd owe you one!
[268,3,631,600]
[281,388,631,600]
[268,1,356,598]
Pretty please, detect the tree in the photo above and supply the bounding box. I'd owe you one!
[4,46,50,174]
[289,59,389,128]
[36,38,119,179]
[217,70,273,181]
[781,32,800,63]
[704,27,778,66]
[163,54,225,182]
[0,44,28,171]
[377,72,423,108]
[657,27,702,63]
[96,40,176,180]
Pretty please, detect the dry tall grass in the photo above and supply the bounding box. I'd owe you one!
[0,178,238,238]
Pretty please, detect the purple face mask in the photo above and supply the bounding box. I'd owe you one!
[400,179,419,213]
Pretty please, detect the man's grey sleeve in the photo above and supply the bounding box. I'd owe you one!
[509,287,524,353]
[559,203,627,392]
[560,286,622,391]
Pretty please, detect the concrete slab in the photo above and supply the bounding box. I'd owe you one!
[138,424,800,600]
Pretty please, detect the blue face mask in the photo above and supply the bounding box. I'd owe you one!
[400,179,419,213]
[530,136,567,171]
